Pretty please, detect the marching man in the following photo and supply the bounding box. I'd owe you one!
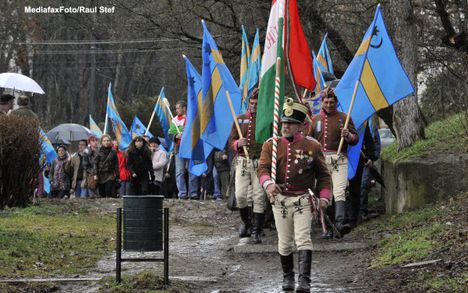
[308,87,359,237]
[228,88,267,243]
[258,98,332,292]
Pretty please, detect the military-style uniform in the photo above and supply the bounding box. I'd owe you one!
[309,109,358,202]
[258,134,332,253]
[258,98,332,292]
[309,104,359,239]
[228,109,266,242]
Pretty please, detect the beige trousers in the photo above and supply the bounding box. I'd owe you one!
[272,193,312,256]
[325,154,348,202]
[235,156,266,213]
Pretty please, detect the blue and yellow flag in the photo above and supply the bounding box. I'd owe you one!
[200,20,242,150]
[336,5,414,179]
[312,51,326,94]
[308,95,322,116]
[106,83,132,150]
[317,33,334,75]
[39,128,57,166]
[152,87,173,151]
[239,25,251,110]
[244,28,261,111]
[131,115,153,139]
[335,4,414,129]
[39,128,57,194]
[89,114,103,139]
[179,56,213,176]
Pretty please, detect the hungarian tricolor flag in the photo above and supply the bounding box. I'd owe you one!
[256,0,315,143]
[256,0,285,143]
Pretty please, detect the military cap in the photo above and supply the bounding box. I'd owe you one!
[281,97,309,124]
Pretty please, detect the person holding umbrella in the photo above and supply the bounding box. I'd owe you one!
[0,94,14,115]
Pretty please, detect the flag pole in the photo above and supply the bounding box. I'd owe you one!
[271,57,282,199]
[337,80,359,155]
[164,99,181,135]
[145,94,161,135]
[103,96,109,134]
[225,90,250,161]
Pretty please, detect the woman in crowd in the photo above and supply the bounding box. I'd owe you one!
[49,145,72,199]
[94,134,119,197]
[82,135,99,196]
[126,136,153,195]
[149,137,168,194]
[113,139,131,196]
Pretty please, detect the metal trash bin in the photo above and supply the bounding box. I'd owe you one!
[123,195,164,251]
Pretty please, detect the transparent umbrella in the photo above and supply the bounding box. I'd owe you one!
[47,123,94,144]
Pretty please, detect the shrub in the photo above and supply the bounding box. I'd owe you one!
[0,115,41,209]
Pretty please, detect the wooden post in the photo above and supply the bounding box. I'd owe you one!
[336,80,359,155]
[225,90,250,162]
[145,94,161,135]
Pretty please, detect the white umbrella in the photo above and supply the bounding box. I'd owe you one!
[0,72,45,94]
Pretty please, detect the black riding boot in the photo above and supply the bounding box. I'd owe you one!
[238,207,252,238]
[335,201,351,238]
[296,250,312,292]
[280,253,295,291]
[252,213,264,244]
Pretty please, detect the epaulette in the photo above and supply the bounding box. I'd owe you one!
[305,136,320,144]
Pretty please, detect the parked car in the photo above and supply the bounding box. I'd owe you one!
[378,128,396,148]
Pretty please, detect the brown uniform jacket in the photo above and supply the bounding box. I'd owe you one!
[257,133,332,201]
[228,111,262,159]
[308,109,359,154]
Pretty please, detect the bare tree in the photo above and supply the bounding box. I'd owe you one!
[386,0,425,149]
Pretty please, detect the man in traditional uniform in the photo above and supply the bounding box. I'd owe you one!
[228,88,266,243]
[0,94,14,115]
[308,87,359,237]
[258,98,332,292]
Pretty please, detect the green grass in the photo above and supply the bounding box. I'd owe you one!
[0,200,115,278]
[372,223,442,267]
[382,113,468,163]
[416,271,467,292]
[100,271,192,293]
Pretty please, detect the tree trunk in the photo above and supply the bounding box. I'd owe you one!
[386,0,425,149]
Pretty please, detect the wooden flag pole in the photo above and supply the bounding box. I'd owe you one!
[164,99,181,135]
[336,80,360,155]
[225,90,250,162]
[103,96,109,134]
[271,57,282,192]
[145,94,161,135]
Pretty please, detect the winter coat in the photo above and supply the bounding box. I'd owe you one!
[82,147,97,175]
[127,147,153,180]
[49,154,72,191]
[152,148,168,183]
[116,150,131,182]
[94,146,119,184]
[214,150,230,173]
[70,152,85,189]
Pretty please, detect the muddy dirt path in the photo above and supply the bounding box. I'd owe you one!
[60,199,369,292]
